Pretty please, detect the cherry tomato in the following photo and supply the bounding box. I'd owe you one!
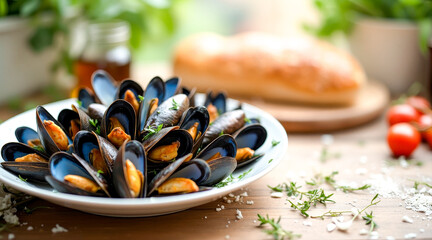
[387,104,420,126]
[387,123,421,157]
[406,96,430,115]
[417,114,432,140]
[423,129,432,149]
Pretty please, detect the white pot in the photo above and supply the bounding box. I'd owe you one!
[349,18,428,95]
[0,17,57,103]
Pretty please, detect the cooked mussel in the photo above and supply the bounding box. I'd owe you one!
[168,159,210,185]
[45,152,110,196]
[36,106,73,155]
[87,103,107,122]
[78,87,96,109]
[178,106,210,155]
[137,76,165,137]
[202,109,245,146]
[92,70,118,106]
[112,140,147,198]
[1,142,49,182]
[116,79,144,114]
[200,156,237,186]
[232,124,267,168]
[58,105,94,140]
[101,100,136,148]
[15,127,42,149]
[204,91,227,123]
[181,86,196,107]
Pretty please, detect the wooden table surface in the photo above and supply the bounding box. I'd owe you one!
[0,106,431,240]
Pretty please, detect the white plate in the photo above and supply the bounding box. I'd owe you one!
[0,98,287,217]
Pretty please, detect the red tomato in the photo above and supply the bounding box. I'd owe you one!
[387,123,421,157]
[424,130,432,149]
[406,96,430,115]
[387,104,420,126]
[418,114,432,140]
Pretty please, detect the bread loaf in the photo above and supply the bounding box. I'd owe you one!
[173,32,366,106]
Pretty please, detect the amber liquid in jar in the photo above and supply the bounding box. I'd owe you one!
[73,21,131,93]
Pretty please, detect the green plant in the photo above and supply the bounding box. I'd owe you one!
[305,0,432,52]
[0,0,181,73]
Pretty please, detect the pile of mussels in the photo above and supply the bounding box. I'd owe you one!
[0,70,267,198]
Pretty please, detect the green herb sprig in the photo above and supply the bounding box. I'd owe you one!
[362,211,378,232]
[257,214,301,240]
[89,119,101,135]
[138,95,144,103]
[214,169,253,188]
[306,171,371,193]
[142,124,163,141]
[170,99,179,110]
[271,140,280,147]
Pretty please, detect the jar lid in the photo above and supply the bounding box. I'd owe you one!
[87,20,130,44]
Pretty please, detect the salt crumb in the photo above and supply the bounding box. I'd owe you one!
[327,223,336,232]
[51,224,68,233]
[402,215,414,223]
[225,225,228,228]
[204,216,207,219]
[253,220,256,223]
[399,156,409,168]
[270,192,283,198]
[225,235,230,239]
[27,226,33,231]
[335,220,352,231]
[216,208,222,212]
[8,233,15,240]
[226,200,232,204]
[359,229,368,235]
[221,205,225,210]
[321,134,334,145]
[240,192,248,197]
[223,197,227,201]
[236,209,243,220]
[404,233,417,239]
[419,229,424,233]
[370,231,379,239]
[228,193,234,198]
[235,196,240,202]
[22,222,28,225]
[386,236,395,240]
[246,200,254,205]
[360,155,368,164]
[303,221,312,227]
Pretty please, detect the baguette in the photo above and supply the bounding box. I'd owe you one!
[173,32,366,106]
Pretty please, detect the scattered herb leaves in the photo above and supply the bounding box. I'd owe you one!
[268,158,273,164]
[238,169,252,180]
[320,147,340,162]
[362,211,378,232]
[18,175,27,182]
[142,124,164,141]
[24,206,52,214]
[89,119,101,135]
[170,99,179,110]
[77,100,82,107]
[32,145,45,154]
[257,214,301,240]
[244,117,251,123]
[219,130,224,136]
[272,140,280,147]
[138,95,144,103]
[307,171,370,193]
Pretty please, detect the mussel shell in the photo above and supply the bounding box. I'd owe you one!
[196,134,237,160]
[232,124,267,150]
[92,70,117,106]
[204,91,226,114]
[168,159,210,185]
[202,110,245,146]
[236,154,264,168]
[58,106,93,138]
[164,77,181,101]
[138,76,165,134]
[147,153,192,196]
[101,99,136,141]
[78,87,96,109]
[36,106,73,156]
[87,103,107,122]
[146,129,194,164]
[15,127,39,146]
[200,157,237,186]
[143,94,189,135]
[1,142,49,182]
[73,130,117,178]
[46,152,109,197]
[116,79,144,101]
[112,140,147,198]
[178,106,210,155]
[182,87,196,107]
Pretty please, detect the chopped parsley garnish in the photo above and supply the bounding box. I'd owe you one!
[138,95,144,103]
[244,117,251,123]
[271,140,280,147]
[214,168,253,188]
[32,146,45,153]
[142,124,164,141]
[219,130,224,136]
[268,159,273,164]
[24,206,51,214]
[77,100,83,107]
[18,175,27,182]
[89,119,101,135]
[170,99,179,110]
[238,169,252,180]
[96,170,104,177]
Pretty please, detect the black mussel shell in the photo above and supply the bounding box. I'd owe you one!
[202,110,245,146]
[200,157,237,186]
[101,99,136,142]
[196,134,237,160]
[204,91,226,114]
[92,70,117,106]
[78,87,96,109]
[233,124,267,150]
[116,79,144,100]
[138,76,165,135]
[1,142,49,182]
[88,103,107,122]
[58,106,93,139]
[178,106,210,155]
[145,129,193,164]
[182,86,196,107]
[36,106,73,156]
[15,127,40,147]
[143,94,189,135]
[164,77,181,101]
[112,140,147,198]
[168,159,210,185]
[46,152,109,197]
[147,153,192,196]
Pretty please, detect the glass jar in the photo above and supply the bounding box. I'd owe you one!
[74,20,131,91]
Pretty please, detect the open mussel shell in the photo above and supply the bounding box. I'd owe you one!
[164,77,181,101]
[1,142,49,182]
[15,127,41,148]
[143,94,189,135]
[204,91,227,114]
[112,140,147,198]
[115,79,144,113]
[78,87,96,109]
[196,134,237,160]
[137,76,165,136]
[182,86,196,107]
[178,106,210,155]
[58,105,93,139]
[147,153,192,196]
[46,152,110,197]
[101,99,136,144]
[233,124,267,167]
[200,156,237,186]
[92,70,118,106]
[36,106,73,156]
[145,128,193,164]
[168,159,210,185]
[202,109,245,146]
[73,130,117,179]
[87,103,107,122]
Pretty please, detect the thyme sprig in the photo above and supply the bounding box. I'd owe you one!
[89,118,101,135]
[214,169,253,188]
[306,171,371,193]
[271,140,280,147]
[142,124,163,141]
[411,180,432,189]
[362,211,378,232]
[170,99,179,110]
[257,214,301,240]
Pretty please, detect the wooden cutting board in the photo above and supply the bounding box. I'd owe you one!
[237,81,390,133]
